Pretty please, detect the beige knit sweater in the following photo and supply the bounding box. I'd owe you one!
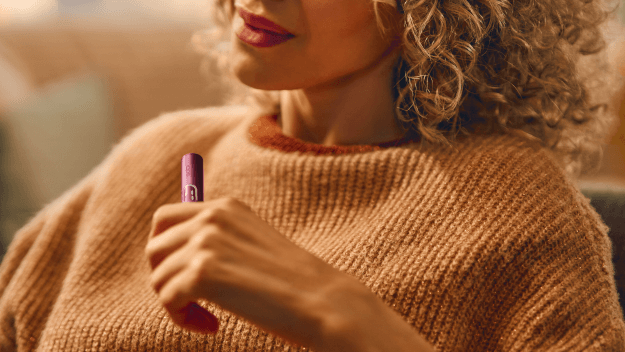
[0,104,623,351]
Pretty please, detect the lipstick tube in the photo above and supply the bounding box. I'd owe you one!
[182,153,203,202]
[180,153,219,333]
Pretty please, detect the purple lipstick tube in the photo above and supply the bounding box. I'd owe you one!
[180,153,219,333]
[181,153,204,202]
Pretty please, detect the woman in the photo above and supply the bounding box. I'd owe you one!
[0,0,624,350]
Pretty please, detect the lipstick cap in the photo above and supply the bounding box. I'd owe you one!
[181,153,204,202]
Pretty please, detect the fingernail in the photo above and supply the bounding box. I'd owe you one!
[189,303,219,333]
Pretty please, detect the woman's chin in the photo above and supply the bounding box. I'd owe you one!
[235,78,285,91]
[232,70,297,91]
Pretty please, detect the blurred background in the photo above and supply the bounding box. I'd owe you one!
[0,0,624,265]
[0,0,228,260]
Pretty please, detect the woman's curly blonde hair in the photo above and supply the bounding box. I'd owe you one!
[190,0,624,182]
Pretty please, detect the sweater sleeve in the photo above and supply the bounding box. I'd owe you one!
[0,159,104,351]
[486,189,625,351]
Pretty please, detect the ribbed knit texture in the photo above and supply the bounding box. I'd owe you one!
[1,104,624,351]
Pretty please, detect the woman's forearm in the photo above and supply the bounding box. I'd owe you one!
[325,302,436,352]
[315,277,436,352]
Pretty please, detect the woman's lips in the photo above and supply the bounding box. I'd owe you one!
[236,22,295,48]
[237,8,293,36]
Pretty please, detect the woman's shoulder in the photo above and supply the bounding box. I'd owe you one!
[459,128,546,158]
[467,129,608,231]
[441,128,601,218]
[433,128,556,178]
[111,104,252,150]
[142,104,252,135]
[95,104,254,176]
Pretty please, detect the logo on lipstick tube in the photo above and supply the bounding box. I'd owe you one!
[185,184,198,201]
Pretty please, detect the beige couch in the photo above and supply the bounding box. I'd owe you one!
[0,17,224,138]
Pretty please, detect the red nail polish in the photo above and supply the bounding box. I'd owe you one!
[187,302,219,333]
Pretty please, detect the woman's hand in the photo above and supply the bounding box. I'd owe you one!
[144,196,354,349]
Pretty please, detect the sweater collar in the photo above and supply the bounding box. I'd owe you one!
[247,113,416,155]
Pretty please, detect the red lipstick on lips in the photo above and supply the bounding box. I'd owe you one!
[236,8,295,48]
